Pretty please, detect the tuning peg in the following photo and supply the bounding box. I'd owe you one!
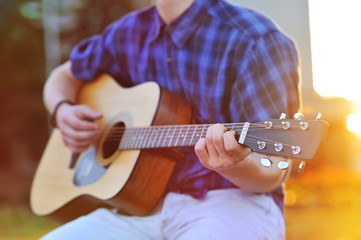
[300,121,309,130]
[279,113,286,120]
[257,141,266,150]
[292,146,301,155]
[278,160,289,170]
[298,161,306,173]
[315,113,322,120]
[282,121,290,130]
[274,143,283,152]
[264,121,272,129]
[293,113,304,120]
[260,157,273,168]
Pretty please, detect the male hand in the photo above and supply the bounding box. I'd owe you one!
[195,123,251,170]
[55,103,103,153]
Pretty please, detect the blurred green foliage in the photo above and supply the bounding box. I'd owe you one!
[0,0,44,87]
[0,0,46,169]
[0,205,58,240]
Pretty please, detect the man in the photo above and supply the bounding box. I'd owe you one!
[41,0,301,239]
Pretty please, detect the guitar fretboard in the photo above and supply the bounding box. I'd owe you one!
[117,123,245,150]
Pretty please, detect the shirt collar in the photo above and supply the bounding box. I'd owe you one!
[150,0,210,48]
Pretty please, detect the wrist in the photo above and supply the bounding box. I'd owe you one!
[50,100,74,128]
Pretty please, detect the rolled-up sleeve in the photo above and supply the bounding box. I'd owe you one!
[70,21,126,82]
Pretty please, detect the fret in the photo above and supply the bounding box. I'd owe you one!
[168,126,177,147]
[148,127,158,148]
[144,127,152,148]
[130,129,140,149]
[123,131,130,149]
[124,129,137,149]
[166,126,173,147]
[199,125,206,140]
[131,128,139,149]
[123,128,133,149]
[181,125,190,146]
[192,125,202,144]
[156,126,165,148]
[143,127,152,149]
[174,125,183,147]
[136,128,146,149]
[143,128,150,149]
[161,126,170,148]
[118,129,126,150]
[152,127,161,148]
[189,125,197,145]
[147,127,157,148]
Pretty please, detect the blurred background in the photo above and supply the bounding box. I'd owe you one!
[0,0,360,239]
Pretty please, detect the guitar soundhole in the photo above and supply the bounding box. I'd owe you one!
[102,121,125,159]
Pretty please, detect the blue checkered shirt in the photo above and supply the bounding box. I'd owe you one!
[70,0,301,211]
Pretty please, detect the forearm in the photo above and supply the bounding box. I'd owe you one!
[216,152,287,193]
[43,61,83,114]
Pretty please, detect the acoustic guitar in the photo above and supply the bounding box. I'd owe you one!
[30,75,328,223]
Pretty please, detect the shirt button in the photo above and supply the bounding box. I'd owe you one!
[167,57,172,62]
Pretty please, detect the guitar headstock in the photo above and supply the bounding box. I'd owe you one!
[242,113,328,172]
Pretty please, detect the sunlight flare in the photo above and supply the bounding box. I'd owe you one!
[309,0,361,101]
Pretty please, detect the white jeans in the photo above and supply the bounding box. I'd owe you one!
[41,189,285,240]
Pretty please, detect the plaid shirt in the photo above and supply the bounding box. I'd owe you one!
[70,0,301,211]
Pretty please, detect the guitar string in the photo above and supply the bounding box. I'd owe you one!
[102,128,287,140]
[112,135,297,151]
[102,128,300,147]
[100,126,298,150]
[101,125,300,141]
[99,123,299,138]
[99,123,268,135]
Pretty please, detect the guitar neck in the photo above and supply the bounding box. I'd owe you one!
[118,123,244,150]
[111,117,327,160]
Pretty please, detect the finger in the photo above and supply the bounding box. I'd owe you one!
[65,112,99,131]
[223,131,251,161]
[223,131,239,156]
[62,136,92,153]
[76,105,103,121]
[194,138,209,161]
[204,125,219,159]
[195,137,218,169]
[205,124,231,169]
[60,122,98,151]
[211,124,231,158]
[62,125,98,143]
[63,105,103,131]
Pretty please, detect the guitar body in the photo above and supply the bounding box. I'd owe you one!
[30,75,192,223]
